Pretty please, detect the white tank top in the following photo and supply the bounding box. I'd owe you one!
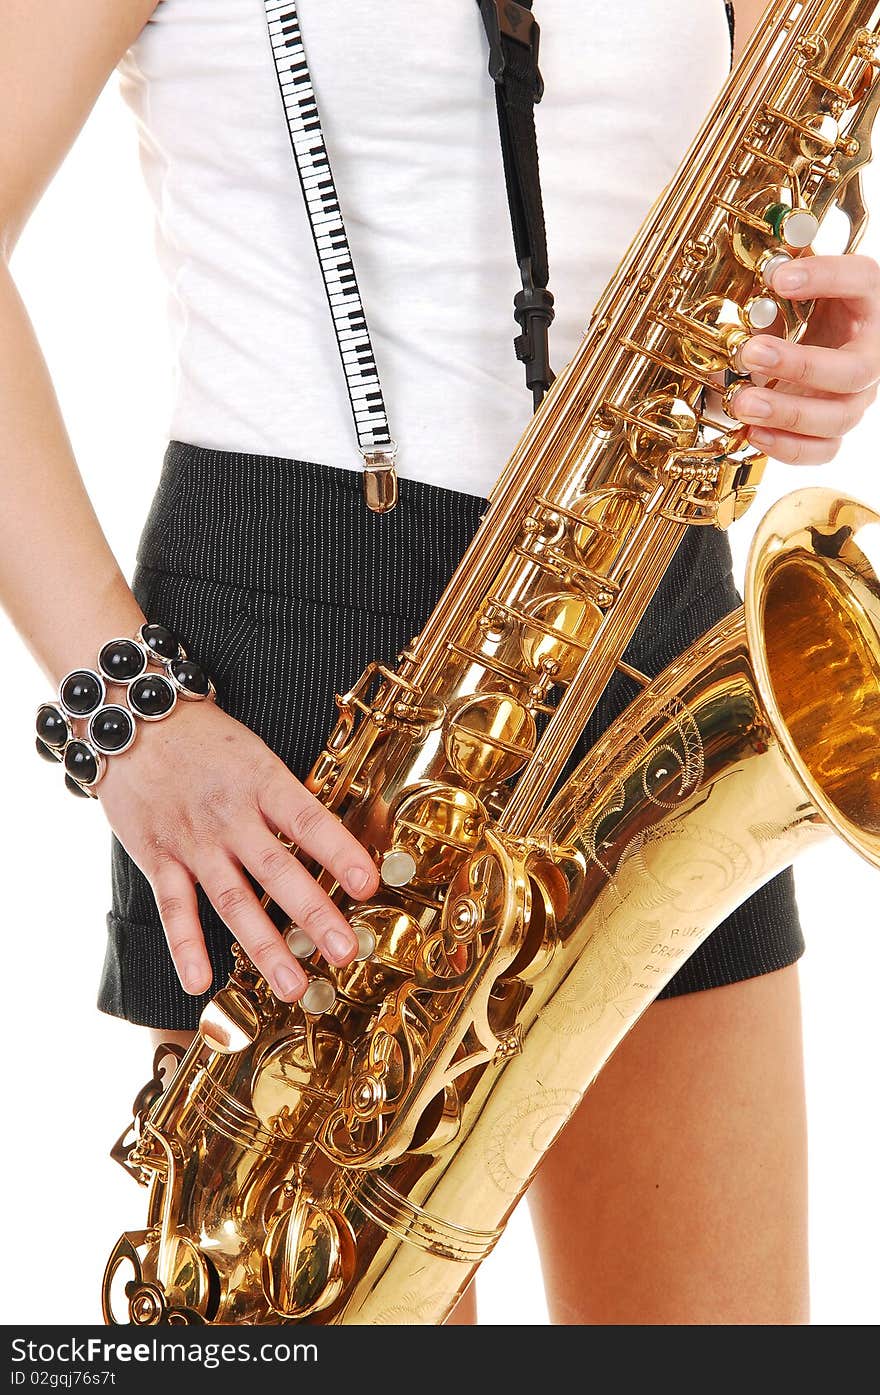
[119,0,731,498]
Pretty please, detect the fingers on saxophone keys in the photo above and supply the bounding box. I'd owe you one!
[746,428,843,467]
[768,252,880,309]
[738,335,880,395]
[258,776,380,903]
[151,863,214,995]
[731,385,869,439]
[241,821,361,969]
[197,852,309,1001]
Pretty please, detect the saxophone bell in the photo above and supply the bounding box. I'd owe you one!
[745,486,880,867]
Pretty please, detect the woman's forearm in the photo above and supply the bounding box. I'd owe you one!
[0,254,147,687]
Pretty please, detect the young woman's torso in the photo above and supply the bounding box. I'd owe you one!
[120,0,731,497]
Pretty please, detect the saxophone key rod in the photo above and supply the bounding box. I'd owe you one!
[404,2,821,684]
[498,489,691,835]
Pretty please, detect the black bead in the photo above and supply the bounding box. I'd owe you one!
[141,623,182,661]
[59,669,103,717]
[90,705,135,753]
[35,703,69,749]
[64,772,92,798]
[64,739,99,785]
[36,735,62,763]
[98,638,147,683]
[170,658,210,696]
[129,673,176,718]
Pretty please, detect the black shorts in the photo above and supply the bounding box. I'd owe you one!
[98,441,804,1030]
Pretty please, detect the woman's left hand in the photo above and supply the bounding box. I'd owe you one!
[731,253,880,464]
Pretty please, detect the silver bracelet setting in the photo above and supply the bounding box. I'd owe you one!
[35,623,215,798]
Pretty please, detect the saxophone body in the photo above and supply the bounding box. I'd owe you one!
[104,2,880,1325]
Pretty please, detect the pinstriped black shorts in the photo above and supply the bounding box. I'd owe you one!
[97,441,804,1030]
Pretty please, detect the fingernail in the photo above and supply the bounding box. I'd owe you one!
[740,340,780,370]
[275,964,304,997]
[749,427,776,449]
[326,928,356,962]
[772,264,807,293]
[182,963,206,993]
[735,391,773,420]
[346,865,371,893]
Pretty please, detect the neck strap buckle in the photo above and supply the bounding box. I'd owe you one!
[479,1,543,100]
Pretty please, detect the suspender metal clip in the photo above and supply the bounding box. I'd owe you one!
[361,445,399,514]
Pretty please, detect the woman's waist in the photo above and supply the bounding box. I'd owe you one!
[135,441,490,618]
[167,322,534,501]
[136,439,735,619]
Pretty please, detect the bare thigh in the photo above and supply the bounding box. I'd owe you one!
[149,1027,199,1055]
[528,963,808,1325]
[147,962,808,1326]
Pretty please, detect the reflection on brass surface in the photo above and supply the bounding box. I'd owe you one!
[105,3,880,1325]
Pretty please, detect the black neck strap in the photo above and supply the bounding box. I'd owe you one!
[477,0,555,409]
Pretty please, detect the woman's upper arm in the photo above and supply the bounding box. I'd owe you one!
[0,0,161,253]
[733,0,771,61]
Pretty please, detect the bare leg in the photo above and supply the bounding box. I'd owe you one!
[527,964,808,1325]
[149,1027,198,1055]
[444,1280,477,1325]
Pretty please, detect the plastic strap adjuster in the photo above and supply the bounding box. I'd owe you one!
[479,0,544,99]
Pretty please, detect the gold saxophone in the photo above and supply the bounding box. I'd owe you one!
[103,1,880,1325]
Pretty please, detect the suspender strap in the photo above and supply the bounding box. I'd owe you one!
[477,0,555,409]
[262,0,559,511]
[263,1,398,513]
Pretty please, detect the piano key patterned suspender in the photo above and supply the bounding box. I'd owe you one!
[263,1,399,514]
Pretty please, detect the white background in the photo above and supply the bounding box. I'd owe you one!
[2,72,878,1326]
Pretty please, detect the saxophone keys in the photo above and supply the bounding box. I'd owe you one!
[444,693,537,782]
[380,847,418,887]
[385,785,490,886]
[518,592,603,683]
[721,378,750,420]
[352,925,377,960]
[798,112,841,159]
[262,1194,355,1319]
[728,185,818,272]
[758,250,793,287]
[763,202,820,249]
[198,986,261,1054]
[619,392,699,476]
[301,979,337,1015]
[285,927,317,958]
[744,294,781,331]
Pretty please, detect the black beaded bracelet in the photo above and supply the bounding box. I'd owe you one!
[35,623,215,798]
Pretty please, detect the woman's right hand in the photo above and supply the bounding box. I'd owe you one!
[95,696,380,1002]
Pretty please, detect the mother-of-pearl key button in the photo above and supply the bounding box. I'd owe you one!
[285,927,316,958]
[301,979,337,1015]
[353,926,377,960]
[760,251,792,287]
[380,849,417,887]
[764,204,819,250]
[745,295,779,330]
[289,923,375,962]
